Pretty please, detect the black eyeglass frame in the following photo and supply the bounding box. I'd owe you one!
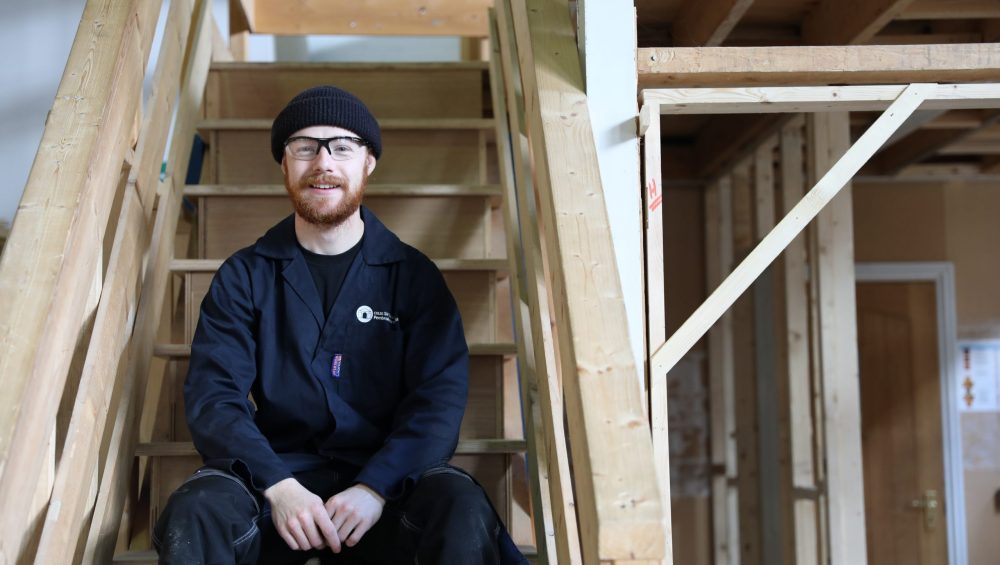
[283,135,370,160]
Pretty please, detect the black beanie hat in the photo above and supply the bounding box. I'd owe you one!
[270,86,382,163]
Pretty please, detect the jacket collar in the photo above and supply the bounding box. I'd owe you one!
[253,206,406,265]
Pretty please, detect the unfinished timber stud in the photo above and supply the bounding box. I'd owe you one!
[507,0,669,561]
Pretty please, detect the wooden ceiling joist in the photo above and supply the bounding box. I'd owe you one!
[637,43,1000,88]
[899,0,1000,20]
[239,0,492,37]
[801,0,918,45]
[870,110,1000,174]
[671,0,756,47]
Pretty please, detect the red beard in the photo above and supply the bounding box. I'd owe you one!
[285,169,368,227]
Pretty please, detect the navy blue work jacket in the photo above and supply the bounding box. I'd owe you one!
[184,208,469,500]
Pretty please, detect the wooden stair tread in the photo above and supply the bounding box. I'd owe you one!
[185,183,502,197]
[114,546,538,563]
[155,342,517,358]
[169,258,509,273]
[210,61,489,72]
[198,118,494,132]
[136,439,528,457]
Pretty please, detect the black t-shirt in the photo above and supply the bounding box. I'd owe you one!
[298,236,363,316]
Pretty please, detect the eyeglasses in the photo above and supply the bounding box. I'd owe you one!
[284,136,369,161]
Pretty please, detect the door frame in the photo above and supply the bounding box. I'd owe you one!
[855,261,967,565]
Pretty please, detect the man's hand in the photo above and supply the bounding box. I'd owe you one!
[264,478,341,552]
[325,484,386,548]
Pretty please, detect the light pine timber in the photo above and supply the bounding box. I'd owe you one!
[509,0,667,560]
[34,187,147,564]
[809,111,868,565]
[0,0,155,560]
[671,0,755,47]
[779,118,821,565]
[36,0,196,550]
[801,0,917,45]
[487,12,554,561]
[637,43,1000,88]
[641,83,1000,114]
[650,83,933,382]
[495,1,582,561]
[250,0,492,36]
[641,103,672,529]
[83,3,214,562]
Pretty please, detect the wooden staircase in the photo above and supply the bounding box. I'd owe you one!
[115,60,538,558]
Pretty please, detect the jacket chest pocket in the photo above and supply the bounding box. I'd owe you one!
[337,323,405,416]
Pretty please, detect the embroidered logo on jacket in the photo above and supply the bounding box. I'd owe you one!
[356,305,398,324]
[356,305,374,323]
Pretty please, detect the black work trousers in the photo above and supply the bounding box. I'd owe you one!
[153,464,505,565]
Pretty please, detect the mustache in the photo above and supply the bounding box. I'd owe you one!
[298,174,349,188]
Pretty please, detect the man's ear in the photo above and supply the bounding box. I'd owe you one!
[366,154,377,176]
[280,156,288,177]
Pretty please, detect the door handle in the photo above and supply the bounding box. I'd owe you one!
[910,489,938,531]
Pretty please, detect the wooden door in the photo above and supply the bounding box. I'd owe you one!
[857,281,948,565]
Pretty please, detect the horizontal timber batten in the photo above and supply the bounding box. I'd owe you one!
[638,44,1000,88]
[169,258,508,272]
[210,61,489,72]
[154,342,518,357]
[641,83,1000,115]
[185,184,502,197]
[198,118,495,132]
[245,0,492,37]
[136,439,527,457]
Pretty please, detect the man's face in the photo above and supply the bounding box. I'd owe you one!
[280,125,377,227]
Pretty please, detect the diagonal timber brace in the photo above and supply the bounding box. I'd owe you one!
[650,82,934,377]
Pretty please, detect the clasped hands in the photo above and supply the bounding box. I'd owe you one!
[264,478,385,553]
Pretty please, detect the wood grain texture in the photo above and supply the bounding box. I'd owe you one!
[251,0,492,36]
[643,83,1000,114]
[495,2,582,561]
[808,111,868,565]
[509,0,667,560]
[82,3,214,562]
[0,0,154,560]
[487,11,555,562]
[638,44,1000,88]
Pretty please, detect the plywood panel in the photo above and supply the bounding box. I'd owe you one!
[214,130,482,185]
[201,196,490,260]
[206,65,485,119]
[852,181,947,262]
[460,357,502,440]
[943,181,1000,335]
[443,271,496,345]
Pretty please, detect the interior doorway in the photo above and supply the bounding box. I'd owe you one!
[855,263,966,565]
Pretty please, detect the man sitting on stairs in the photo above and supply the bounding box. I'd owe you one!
[153,86,526,565]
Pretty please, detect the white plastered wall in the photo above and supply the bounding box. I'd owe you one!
[577,0,645,373]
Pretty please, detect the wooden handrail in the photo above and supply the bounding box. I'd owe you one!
[0,0,215,561]
[0,0,159,560]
